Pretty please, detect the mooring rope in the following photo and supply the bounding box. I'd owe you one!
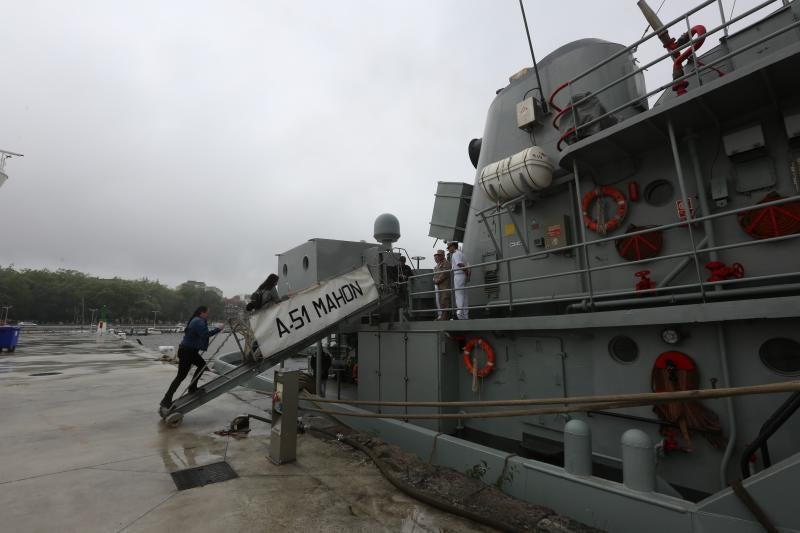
[302,399,661,420]
[305,380,800,409]
[299,381,800,420]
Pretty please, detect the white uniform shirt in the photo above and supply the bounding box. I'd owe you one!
[450,249,468,277]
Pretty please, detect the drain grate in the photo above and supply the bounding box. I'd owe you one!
[30,372,62,376]
[170,461,238,491]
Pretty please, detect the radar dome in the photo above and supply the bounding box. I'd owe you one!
[374,213,400,246]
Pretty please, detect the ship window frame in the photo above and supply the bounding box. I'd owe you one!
[302,256,309,271]
[759,337,800,376]
[608,335,639,364]
[643,179,675,207]
[282,264,288,276]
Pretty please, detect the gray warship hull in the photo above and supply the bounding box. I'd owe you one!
[213,2,800,531]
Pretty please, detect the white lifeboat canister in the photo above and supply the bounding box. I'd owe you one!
[479,146,554,203]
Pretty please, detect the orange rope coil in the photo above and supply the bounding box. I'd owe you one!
[463,337,495,378]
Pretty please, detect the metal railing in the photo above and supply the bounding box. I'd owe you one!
[740,391,800,478]
[404,0,800,318]
[406,194,800,316]
[554,0,797,149]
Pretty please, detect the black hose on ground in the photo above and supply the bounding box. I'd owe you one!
[307,425,519,533]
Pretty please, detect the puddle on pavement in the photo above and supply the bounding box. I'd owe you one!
[0,331,158,377]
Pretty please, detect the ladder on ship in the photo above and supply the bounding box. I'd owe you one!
[161,265,394,427]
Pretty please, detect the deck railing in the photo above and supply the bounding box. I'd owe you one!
[554,0,797,151]
[405,0,800,318]
[406,193,800,316]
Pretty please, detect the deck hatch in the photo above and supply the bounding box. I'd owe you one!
[170,461,238,491]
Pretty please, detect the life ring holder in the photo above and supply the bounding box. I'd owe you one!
[582,186,628,234]
[463,337,496,378]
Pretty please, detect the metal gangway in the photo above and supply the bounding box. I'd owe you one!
[161,265,394,427]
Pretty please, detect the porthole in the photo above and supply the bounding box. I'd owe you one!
[644,179,675,207]
[302,256,309,271]
[759,338,800,375]
[282,264,288,276]
[609,335,639,364]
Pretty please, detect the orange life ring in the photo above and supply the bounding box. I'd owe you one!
[463,337,495,378]
[582,186,628,234]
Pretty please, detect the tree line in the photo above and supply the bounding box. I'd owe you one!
[0,266,226,325]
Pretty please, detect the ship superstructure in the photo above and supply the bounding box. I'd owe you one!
[354,1,800,530]
[167,2,800,531]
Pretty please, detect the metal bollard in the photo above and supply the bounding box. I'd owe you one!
[268,370,299,465]
[621,429,656,492]
[564,419,593,476]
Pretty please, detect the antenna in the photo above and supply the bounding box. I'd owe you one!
[633,0,667,52]
[0,149,23,172]
[518,0,547,113]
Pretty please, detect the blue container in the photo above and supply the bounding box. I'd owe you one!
[0,326,20,352]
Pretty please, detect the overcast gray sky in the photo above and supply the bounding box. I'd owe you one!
[0,0,767,296]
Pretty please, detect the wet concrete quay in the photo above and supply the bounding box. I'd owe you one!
[0,332,493,533]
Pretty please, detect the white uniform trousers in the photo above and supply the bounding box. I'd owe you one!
[453,272,468,319]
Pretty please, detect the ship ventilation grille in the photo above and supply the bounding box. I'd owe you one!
[170,461,238,490]
[484,270,499,300]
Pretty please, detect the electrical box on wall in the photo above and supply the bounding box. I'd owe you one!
[711,175,729,207]
[734,156,776,193]
[516,96,538,130]
[782,107,800,139]
[723,123,765,156]
[543,215,572,250]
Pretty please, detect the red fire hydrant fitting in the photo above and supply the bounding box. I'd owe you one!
[635,270,657,292]
[705,261,745,282]
[660,428,688,454]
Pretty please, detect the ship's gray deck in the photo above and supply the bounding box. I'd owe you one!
[373,294,800,331]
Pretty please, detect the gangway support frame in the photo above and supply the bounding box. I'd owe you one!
[162,267,395,427]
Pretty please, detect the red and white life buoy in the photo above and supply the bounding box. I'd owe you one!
[463,337,496,378]
[582,186,628,234]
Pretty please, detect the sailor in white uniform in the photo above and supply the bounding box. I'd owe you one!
[446,241,470,319]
